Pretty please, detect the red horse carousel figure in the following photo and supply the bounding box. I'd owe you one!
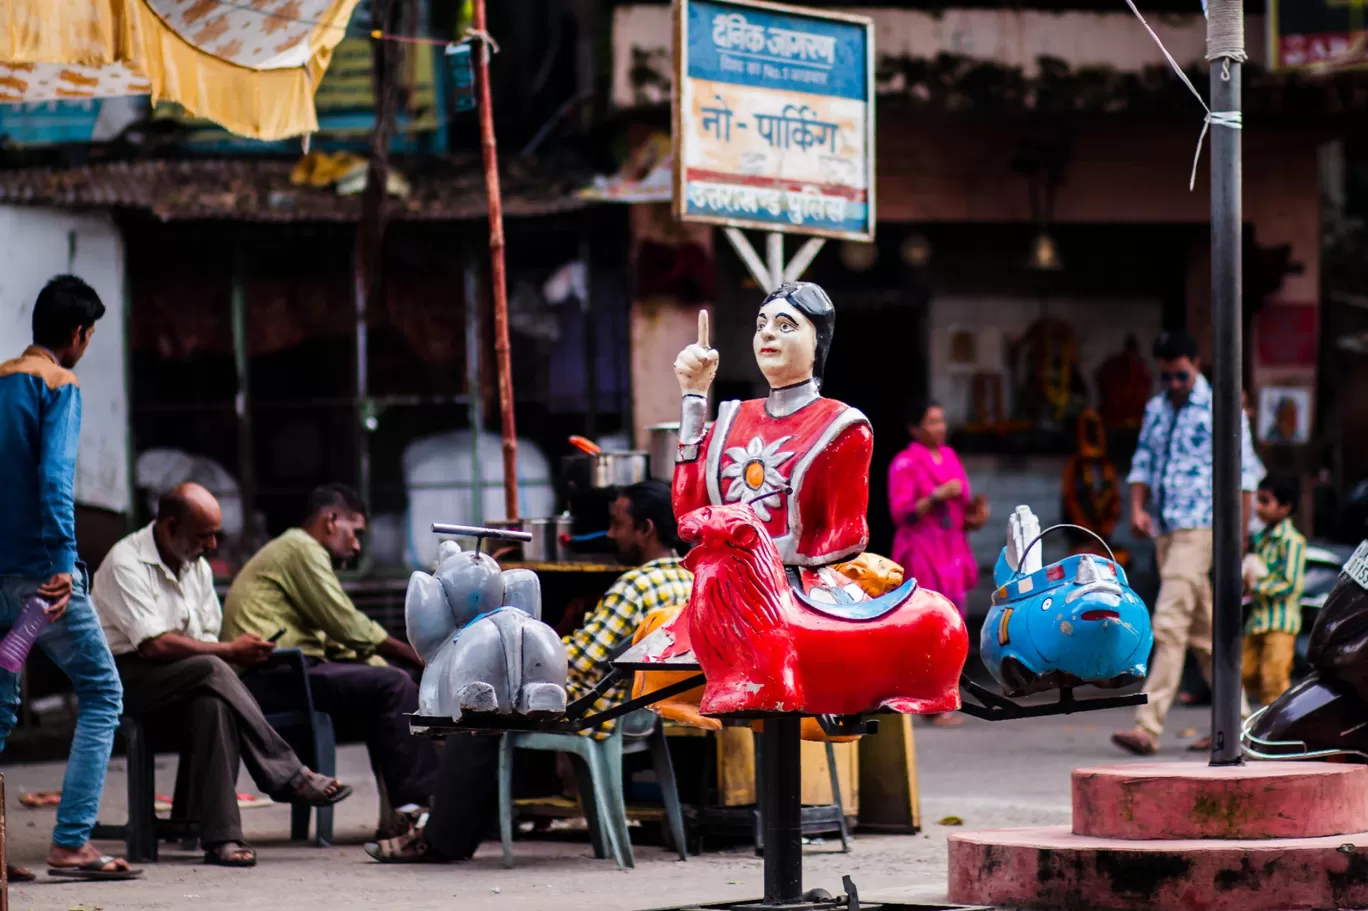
[661,281,968,717]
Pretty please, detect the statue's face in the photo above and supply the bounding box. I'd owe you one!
[753,300,817,389]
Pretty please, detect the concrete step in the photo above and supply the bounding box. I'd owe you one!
[948,825,1368,911]
[1072,761,1368,840]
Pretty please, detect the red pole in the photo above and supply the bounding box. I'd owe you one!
[471,0,519,521]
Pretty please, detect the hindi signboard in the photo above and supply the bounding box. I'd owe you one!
[672,0,875,242]
[1269,0,1368,71]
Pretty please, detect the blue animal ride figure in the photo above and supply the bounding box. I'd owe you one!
[406,539,569,721]
[980,506,1153,697]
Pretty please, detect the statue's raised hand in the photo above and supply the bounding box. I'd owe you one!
[674,309,719,397]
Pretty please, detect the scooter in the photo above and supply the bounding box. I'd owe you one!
[1243,540,1368,762]
[1290,541,1357,675]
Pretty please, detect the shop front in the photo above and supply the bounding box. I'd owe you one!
[609,2,1324,602]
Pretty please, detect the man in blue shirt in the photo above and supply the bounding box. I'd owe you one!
[0,275,136,880]
[1112,330,1263,756]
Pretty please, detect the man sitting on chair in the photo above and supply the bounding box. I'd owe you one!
[91,483,353,868]
[222,483,439,830]
[363,479,694,863]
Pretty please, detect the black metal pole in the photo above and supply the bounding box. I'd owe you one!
[1208,0,1244,767]
[761,718,803,904]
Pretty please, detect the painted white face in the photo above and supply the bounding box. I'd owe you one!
[753,300,817,389]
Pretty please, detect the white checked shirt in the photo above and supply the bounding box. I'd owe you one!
[92,523,222,656]
[1126,374,1265,534]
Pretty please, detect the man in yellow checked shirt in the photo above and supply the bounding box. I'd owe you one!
[364,480,693,864]
[561,481,694,737]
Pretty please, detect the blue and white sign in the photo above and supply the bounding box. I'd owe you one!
[673,0,875,241]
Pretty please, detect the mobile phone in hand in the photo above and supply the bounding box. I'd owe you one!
[268,628,287,643]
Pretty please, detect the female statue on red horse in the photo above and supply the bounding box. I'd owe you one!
[666,281,969,717]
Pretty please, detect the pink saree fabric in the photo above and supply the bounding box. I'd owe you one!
[888,441,979,614]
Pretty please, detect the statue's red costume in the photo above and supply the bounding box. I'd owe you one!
[664,281,969,718]
[676,502,968,716]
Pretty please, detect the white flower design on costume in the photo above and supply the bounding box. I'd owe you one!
[722,435,795,522]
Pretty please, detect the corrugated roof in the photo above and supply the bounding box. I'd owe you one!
[0,157,591,222]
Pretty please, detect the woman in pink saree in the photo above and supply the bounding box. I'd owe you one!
[888,401,982,617]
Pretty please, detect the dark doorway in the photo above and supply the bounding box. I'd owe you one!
[820,301,925,557]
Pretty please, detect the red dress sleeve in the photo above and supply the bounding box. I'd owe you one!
[796,421,873,562]
[672,423,716,519]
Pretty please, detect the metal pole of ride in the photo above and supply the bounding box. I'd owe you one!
[1207,0,1245,767]
[760,717,804,904]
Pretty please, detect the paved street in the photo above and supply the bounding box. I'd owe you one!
[2,704,1212,911]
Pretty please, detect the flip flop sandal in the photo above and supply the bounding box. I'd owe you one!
[204,843,257,868]
[277,771,354,808]
[7,864,36,882]
[19,791,62,808]
[48,856,143,881]
[1111,729,1159,756]
[364,831,441,864]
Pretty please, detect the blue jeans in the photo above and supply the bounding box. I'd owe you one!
[0,566,123,848]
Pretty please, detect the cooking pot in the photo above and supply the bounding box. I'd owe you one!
[490,515,574,563]
[647,422,711,483]
[562,451,650,492]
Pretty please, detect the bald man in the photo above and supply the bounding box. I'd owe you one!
[92,483,353,867]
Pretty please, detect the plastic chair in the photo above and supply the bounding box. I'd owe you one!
[498,709,687,869]
[94,649,343,859]
[90,716,197,863]
[240,648,340,846]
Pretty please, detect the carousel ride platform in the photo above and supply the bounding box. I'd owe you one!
[948,761,1368,911]
[413,639,1150,911]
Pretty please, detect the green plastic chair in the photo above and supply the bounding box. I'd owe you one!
[497,708,688,869]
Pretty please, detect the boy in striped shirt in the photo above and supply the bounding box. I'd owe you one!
[1242,474,1307,706]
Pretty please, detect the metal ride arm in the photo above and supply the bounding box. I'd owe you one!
[410,673,709,736]
[569,672,708,730]
[957,674,1148,721]
[430,522,532,555]
[414,672,1146,736]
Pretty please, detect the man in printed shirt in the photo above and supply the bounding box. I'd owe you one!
[362,480,693,864]
[1242,474,1307,707]
[0,276,137,881]
[1112,331,1265,756]
[223,484,438,821]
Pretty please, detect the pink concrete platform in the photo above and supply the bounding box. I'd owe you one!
[948,825,1368,911]
[1073,762,1368,840]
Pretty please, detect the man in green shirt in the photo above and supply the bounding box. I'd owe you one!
[223,484,437,816]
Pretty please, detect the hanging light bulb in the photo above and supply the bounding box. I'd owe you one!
[901,233,931,268]
[840,241,878,272]
[1029,232,1062,271]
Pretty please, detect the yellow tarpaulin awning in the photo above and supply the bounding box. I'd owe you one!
[0,0,363,140]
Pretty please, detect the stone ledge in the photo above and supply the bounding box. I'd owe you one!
[1072,762,1368,840]
[949,825,1368,911]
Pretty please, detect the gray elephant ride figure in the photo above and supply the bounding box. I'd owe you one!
[405,528,569,723]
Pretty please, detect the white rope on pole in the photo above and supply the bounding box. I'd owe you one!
[1120,0,1242,191]
[1205,0,1247,64]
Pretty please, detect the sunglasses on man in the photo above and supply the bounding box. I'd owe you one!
[1160,370,1191,385]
